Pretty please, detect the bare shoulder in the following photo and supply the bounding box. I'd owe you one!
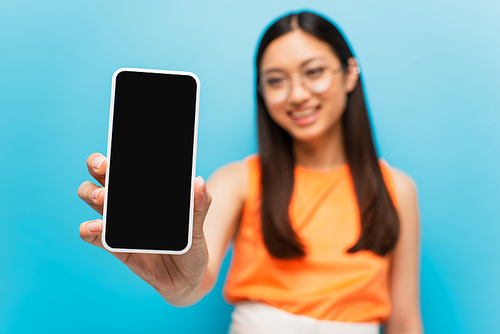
[207,160,248,204]
[388,166,420,238]
[389,167,418,205]
[209,160,248,184]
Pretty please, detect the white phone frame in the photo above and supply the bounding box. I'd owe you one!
[102,67,200,255]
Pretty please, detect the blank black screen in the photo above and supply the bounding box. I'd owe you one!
[104,70,198,251]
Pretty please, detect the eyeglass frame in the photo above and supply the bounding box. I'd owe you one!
[258,63,348,104]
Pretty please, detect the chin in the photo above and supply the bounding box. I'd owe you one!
[288,127,326,143]
[288,118,343,144]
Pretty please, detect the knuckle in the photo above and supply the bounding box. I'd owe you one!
[77,182,89,199]
[78,181,95,201]
[79,222,90,239]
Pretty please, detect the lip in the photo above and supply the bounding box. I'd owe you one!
[287,106,321,126]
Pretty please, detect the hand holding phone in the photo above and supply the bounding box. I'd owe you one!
[79,158,212,303]
[77,68,212,304]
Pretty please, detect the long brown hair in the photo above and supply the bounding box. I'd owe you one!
[256,11,399,259]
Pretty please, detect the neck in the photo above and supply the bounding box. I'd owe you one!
[292,123,346,170]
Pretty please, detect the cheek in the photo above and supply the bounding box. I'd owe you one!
[320,85,348,120]
[265,103,287,126]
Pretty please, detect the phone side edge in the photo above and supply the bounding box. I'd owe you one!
[101,69,122,252]
[177,70,201,255]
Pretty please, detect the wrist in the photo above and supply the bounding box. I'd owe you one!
[161,279,204,307]
[161,264,215,307]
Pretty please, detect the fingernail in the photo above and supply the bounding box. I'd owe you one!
[92,156,105,170]
[92,188,101,200]
[87,221,101,233]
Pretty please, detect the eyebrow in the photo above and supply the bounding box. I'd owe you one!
[261,57,321,75]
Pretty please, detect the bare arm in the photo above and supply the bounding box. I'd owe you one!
[384,168,424,334]
[168,161,247,305]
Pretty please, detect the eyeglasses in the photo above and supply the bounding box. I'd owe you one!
[259,64,346,104]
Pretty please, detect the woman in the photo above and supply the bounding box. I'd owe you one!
[78,11,423,333]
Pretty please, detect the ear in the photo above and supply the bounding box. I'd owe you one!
[343,57,360,94]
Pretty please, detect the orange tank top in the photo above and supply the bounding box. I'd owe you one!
[224,155,398,323]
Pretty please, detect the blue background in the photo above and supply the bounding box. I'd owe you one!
[1,0,499,333]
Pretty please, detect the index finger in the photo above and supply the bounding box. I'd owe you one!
[86,152,107,186]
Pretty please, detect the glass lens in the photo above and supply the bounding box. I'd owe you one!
[302,66,333,94]
[260,72,290,104]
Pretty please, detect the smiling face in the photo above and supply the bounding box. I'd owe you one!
[259,29,358,144]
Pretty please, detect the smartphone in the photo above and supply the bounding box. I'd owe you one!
[102,68,200,254]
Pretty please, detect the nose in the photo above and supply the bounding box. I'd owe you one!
[289,76,311,105]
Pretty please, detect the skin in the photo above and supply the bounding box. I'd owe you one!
[78,29,423,332]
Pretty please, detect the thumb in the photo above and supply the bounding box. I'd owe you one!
[193,176,212,237]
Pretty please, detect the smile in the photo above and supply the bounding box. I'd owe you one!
[288,106,320,119]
